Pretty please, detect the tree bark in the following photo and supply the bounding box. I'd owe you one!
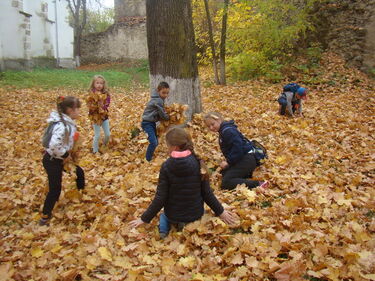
[146,0,201,119]
[68,0,87,59]
[203,0,220,84]
[219,0,229,85]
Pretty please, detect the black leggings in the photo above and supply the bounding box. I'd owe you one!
[221,153,259,190]
[42,152,85,216]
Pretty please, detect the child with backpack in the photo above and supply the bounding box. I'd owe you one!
[87,75,111,154]
[278,83,308,117]
[141,81,170,161]
[40,96,85,226]
[129,127,235,238]
[204,112,269,192]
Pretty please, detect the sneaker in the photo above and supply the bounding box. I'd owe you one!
[256,181,270,194]
[39,215,51,226]
[176,222,186,231]
[159,232,168,239]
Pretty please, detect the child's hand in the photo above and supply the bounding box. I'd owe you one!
[129,218,145,228]
[220,161,229,169]
[219,210,236,225]
[63,154,72,164]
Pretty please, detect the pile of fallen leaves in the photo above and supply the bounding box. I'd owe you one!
[0,53,374,281]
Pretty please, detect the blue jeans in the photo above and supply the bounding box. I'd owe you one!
[93,119,110,153]
[141,121,158,161]
[159,213,171,234]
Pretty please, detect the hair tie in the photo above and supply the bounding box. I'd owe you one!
[58,96,65,102]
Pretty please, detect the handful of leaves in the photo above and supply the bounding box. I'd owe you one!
[87,91,108,125]
[157,103,188,135]
[64,131,82,178]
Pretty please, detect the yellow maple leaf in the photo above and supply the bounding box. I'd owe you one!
[30,247,44,258]
[178,256,196,269]
[98,247,112,261]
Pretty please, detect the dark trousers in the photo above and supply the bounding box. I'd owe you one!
[42,152,85,216]
[221,153,259,190]
[141,121,158,161]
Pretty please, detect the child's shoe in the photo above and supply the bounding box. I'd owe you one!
[39,214,51,226]
[256,181,270,194]
[159,232,168,239]
[176,222,186,232]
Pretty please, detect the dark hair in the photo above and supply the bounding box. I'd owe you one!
[157,81,170,91]
[56,96,81,141]
[165,127,209,180]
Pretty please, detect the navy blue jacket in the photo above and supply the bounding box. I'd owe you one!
[141,154,224,223]
[219,121,252,166]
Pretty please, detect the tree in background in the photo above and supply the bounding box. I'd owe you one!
[67,0,111,65]
[193,0,319,82]
[146,0,201,119]
[67,0,88,65]
[83,8,114,35]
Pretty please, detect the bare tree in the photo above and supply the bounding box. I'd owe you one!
[146,0,201,119]
[219,0,229,85]
[67,0,88,66]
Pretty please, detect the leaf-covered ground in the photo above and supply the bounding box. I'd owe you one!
[0,54,374,281]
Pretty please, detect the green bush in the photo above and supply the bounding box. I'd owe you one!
[228,51,283,82]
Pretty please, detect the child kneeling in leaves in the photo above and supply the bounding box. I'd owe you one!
[129,127,235,239]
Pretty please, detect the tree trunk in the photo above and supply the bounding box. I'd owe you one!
[146,0,201,119]
[68,0,87,60]
[203,0,220,84]
[219,0,229,85]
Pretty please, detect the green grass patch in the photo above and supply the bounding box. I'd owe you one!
[0,64,149,89]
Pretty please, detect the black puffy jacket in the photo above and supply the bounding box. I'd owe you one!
[141,154,224,223]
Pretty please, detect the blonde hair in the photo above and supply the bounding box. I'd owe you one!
[165,127,209,180]
[89,75,108,93]
[204,111,223,121]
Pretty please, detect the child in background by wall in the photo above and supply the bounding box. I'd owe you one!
[278,83,308,117]
[40,96,85,226]
[204,112,269,192]
[141,81,170,161]
[87,75,111,154]
[129,127,235,239]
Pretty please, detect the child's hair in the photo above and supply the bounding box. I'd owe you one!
[89,75,108,93]
[166,127,209,180]
[56,96,81,135]
[157,81,170,91]
[204,111,223,121]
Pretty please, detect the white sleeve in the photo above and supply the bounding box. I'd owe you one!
[49,123,69,157]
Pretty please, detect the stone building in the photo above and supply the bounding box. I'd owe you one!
[0,0,74,71]
[80,0,147,64]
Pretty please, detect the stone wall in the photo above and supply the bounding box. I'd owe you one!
[114,0,145,20]
[80,18,147,64]
[315,0,375,71]
[81,0,147,64]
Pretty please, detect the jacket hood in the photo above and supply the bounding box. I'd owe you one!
[165,154,199,177]
[47,111,75,126]
[151,90,161,99]
[220,120,237,131]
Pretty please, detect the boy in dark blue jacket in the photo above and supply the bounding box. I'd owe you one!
[141,81,170,161]
[204,112,269,191]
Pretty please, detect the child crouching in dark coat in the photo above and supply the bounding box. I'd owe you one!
[129,127,235,239]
